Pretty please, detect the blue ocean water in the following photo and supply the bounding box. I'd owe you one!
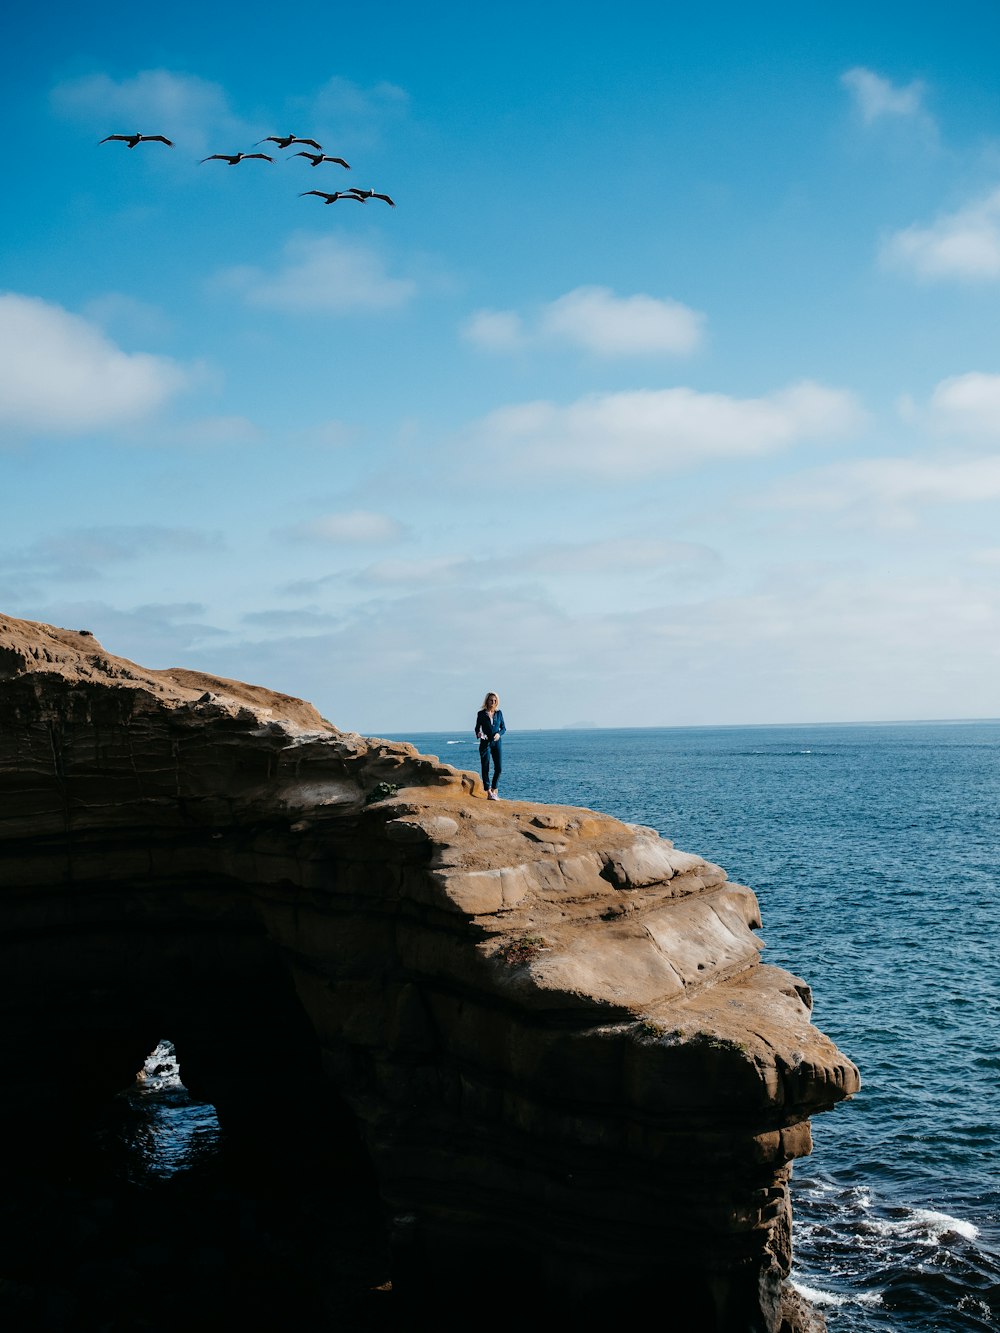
[389,722,1000,1331]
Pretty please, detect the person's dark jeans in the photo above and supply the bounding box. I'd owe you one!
[480,740,502,791]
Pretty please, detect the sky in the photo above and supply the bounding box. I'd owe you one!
[4,1,1000,732]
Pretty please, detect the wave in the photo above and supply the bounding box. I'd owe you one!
[791,1280,883,1309]
[878,1207,980,1244]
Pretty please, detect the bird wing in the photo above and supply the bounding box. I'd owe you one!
[292,138,323,151]
[143,136,174,146]
[256,137,282,146]
[245,154,273,161]
[100,135,130,143]
[373,194,396,206]
[201,154,229,162]
[299,190,331,199]
[327,157,350,169]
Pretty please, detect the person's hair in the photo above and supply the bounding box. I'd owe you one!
[481,692,500,710]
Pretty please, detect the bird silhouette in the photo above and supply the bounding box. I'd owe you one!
[299,190,364,204]
[100,133,174,148]
[348,188,396,207]
[257,135,323,151]
[290,152,351,169]
[201,152,274,165]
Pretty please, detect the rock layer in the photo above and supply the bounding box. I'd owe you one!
[0,614,859,1330]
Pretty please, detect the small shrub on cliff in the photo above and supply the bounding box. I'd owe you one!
[365,782,399,804]
[498,934,546,966]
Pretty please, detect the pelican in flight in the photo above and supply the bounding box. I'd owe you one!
[99,133,174,148]
[299,190,364,204]
[348,187,396,207]
[257,134,323,151]
[290,152,351,169]
[201,152,274,164]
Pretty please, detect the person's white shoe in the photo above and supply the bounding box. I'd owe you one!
[487,789,498,800]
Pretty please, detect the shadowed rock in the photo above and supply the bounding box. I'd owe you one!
[0,613,858,1331]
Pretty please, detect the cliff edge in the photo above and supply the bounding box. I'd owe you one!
[0,614,859,1330]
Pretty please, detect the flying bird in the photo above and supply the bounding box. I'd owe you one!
[200,152,273,164]
[348,188,396,207]
[256,135,323,151]
[99,133,174,148]
[290,152,351,169]
[299,190,364,204]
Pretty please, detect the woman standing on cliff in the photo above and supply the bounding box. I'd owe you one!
[475,692,505,800]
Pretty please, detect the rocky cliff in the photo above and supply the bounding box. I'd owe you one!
[0,613,858,1330]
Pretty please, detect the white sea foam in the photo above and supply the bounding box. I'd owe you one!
[891,1207,979,1243]
[792,1280,883,1309]
[138,1039,183,1092]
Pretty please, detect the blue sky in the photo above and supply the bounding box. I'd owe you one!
[4,1,1000,731]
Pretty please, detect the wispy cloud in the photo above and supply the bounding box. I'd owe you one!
[15,601,231,667]
[0,294,189,436]
[841,66,927,123]
[764,453,1000,533]
[0,526,224,598]
[82,293,174,342]
[206,566,1000,731]
[280,537,720,598]
[882,188,1000,281]
[281,510,405,544]
[218,235,417,314]
[929,372,1000,438]
[463,286,705,357]
[464,381,862,478]
[294,76,409,151]
[51,69,253,155]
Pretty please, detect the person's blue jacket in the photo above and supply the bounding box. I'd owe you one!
[475,709,505,744]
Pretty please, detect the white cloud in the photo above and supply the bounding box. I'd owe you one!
[286,511,404,544]
[467,381,862,477]
[51,69,251,155]
[764,453,1000,532]
[841,66,926,123]
[882,188,1000,281]
[0,293,188,436]
[542,287,704,356]
[929,373,1000,437]
[463,286,704,357]
[219,235,416,314]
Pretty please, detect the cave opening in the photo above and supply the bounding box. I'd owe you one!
[0,933,398,1332]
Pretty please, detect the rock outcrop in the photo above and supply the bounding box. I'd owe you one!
[0,614,859,1330]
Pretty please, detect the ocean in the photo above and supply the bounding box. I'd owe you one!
[387,722,1000,1331]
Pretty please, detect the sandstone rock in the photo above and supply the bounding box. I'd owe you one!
[0,613,858,1331]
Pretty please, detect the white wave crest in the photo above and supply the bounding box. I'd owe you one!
[893,1207,979,1243]
[137,1039,183,1092]
[792,1280,884,1309]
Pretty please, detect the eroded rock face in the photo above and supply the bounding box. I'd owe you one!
[0,614,859,1330]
